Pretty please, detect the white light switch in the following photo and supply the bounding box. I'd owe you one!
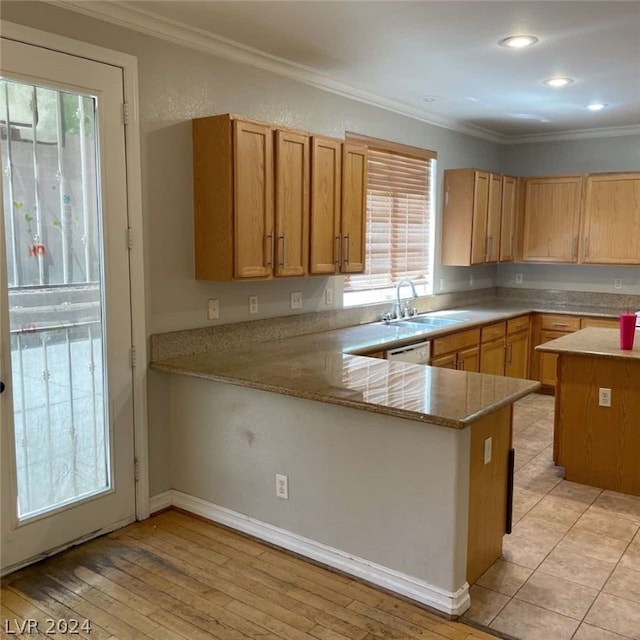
[483,437,492,465]
[249,295,258,314]
[208,299,219,320]
[290,291,302,310]
[599,387,612,407]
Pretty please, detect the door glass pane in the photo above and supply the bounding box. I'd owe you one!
[1,78,109,519]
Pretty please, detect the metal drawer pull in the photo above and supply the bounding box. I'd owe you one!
[552,322,569,327]
[267,232,274,267]
[335,235,342,265]
[344,233,350,264]
[279,234,286,267]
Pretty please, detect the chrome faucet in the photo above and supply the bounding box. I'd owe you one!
[394,277,419,319]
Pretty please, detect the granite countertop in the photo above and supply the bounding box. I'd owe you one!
[536,327,640,361]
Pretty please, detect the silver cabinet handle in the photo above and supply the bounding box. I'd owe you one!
[279,234,286,267]
[267,232,274,267]
[552,322,569,327]
[510,235,514,260]
[488,236,493,261]
[571,237,578,260]
[344,233,350,264]
[508,343,513,365]
[335,234,342,266]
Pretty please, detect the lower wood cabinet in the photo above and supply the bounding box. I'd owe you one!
[431,328,480,372]
[479,321,507,376]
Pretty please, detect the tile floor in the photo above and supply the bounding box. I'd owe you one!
[462,393,640,640]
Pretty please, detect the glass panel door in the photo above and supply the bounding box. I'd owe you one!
[1,80,110,520]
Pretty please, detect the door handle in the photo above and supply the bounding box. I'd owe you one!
[279,234,286,267]
[335,235,342,266]
[267,232,274,267]
[344,234,350,264]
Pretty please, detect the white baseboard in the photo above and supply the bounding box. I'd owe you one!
[160,489,469,616]
[149,490,172,514]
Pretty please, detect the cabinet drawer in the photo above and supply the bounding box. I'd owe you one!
[481,322,506,343]
[507,315,530,335]
[432,328,481,356]
[540,314,581,332]
[581,316,619,329]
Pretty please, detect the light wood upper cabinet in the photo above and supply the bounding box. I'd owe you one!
[310,137,342,274]
[486,173,502,262]
[581,173,640,265]
[274,130,310,277]
[499,176,518,262]
[309,139,367,275]
[522,176,583,263]
[193,115,274,280]
[340,143,367,273]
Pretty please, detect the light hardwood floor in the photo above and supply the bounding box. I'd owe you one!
[1,509,498,640]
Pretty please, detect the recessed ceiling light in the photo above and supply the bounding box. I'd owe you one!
[543,77,574,88]
[587,103,608,111]
[498,35,539,49]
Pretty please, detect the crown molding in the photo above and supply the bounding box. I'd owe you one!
[502,124,640,145]
[48,1,639,146]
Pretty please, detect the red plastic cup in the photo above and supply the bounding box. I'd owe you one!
[620,313,636,350]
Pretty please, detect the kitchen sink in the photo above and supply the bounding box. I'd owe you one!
[395,316,463,328]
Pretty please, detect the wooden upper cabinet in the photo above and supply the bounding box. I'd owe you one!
[442,168,505,266]
[486,173,502,262]
[233,120,275,279]
[310,137,341,274]
[274,130,310,277]
[499,176,517,262]
[193,114,274,281]
[581,173,640,265]
[522,176,583,263]
[340,143,367,273]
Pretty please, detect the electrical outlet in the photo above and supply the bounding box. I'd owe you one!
[599,387,612,407]
[515,273,523,284]
[276,473,289,499]
[325,288,334,305]
[290,291,302,310]
[614,278,622,290]
[483,437,492,465]
[249,295,258,315]
[208,299,219,320]
[469,274,474,287]
[439,277,445,291]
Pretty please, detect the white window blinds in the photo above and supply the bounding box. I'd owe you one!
[343,143,435,293]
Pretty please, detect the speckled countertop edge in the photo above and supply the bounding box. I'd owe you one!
[536,327,640,361]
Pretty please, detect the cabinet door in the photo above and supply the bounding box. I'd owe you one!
[480,339,505,375]
[539,330,566,387]
[499,176,517,262]
[310,137,341,274]
[470,171,490,264]
[458,346,479,372]
[505,331,529,379]
[341,143,367,273]
[522,176,582,263]
[582,173,640,265]
[431,353,457,369]
[233,120,274,278]
[275,130,310,277]
[485,173,502,262]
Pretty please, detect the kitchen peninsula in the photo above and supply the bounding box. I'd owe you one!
[151,315,540,617]
[537,327,640,497]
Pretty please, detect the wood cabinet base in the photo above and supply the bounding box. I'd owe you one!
[556,354,640,496]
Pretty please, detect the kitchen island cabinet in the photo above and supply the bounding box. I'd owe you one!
[537,328,640,496]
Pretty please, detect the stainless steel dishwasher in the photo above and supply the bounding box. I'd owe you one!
[385,340,431,364]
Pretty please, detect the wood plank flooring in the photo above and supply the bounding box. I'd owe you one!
[1,510,499,640]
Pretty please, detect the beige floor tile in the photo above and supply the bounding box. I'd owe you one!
[514,450,534,471]
[557,528,628,565]
[575,508,640,542]
[538,547,614,590]
[512,487,543,523]
[462,585,510,627]
[490,598,579,640]
[502,516,567,569]
[585,592,640,639]
[573,623,632,640]
[619,542,640,572]
[593,492,640,524]
[551,480,602,506]
[526,494,588,530]
[515,465,564,495]
[476,559,533,596]
[603,565,640,604]
[514,570,599,620]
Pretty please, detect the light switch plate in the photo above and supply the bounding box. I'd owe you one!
[208,298,219,320]
[325,288,334,305]
[290,291,302,310]
[249,295,258,314]
[483,437,492,465]
[599,387,612,407]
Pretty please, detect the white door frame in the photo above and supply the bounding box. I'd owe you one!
[0,20,149,521]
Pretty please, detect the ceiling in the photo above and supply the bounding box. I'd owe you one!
[58,1,640,141]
